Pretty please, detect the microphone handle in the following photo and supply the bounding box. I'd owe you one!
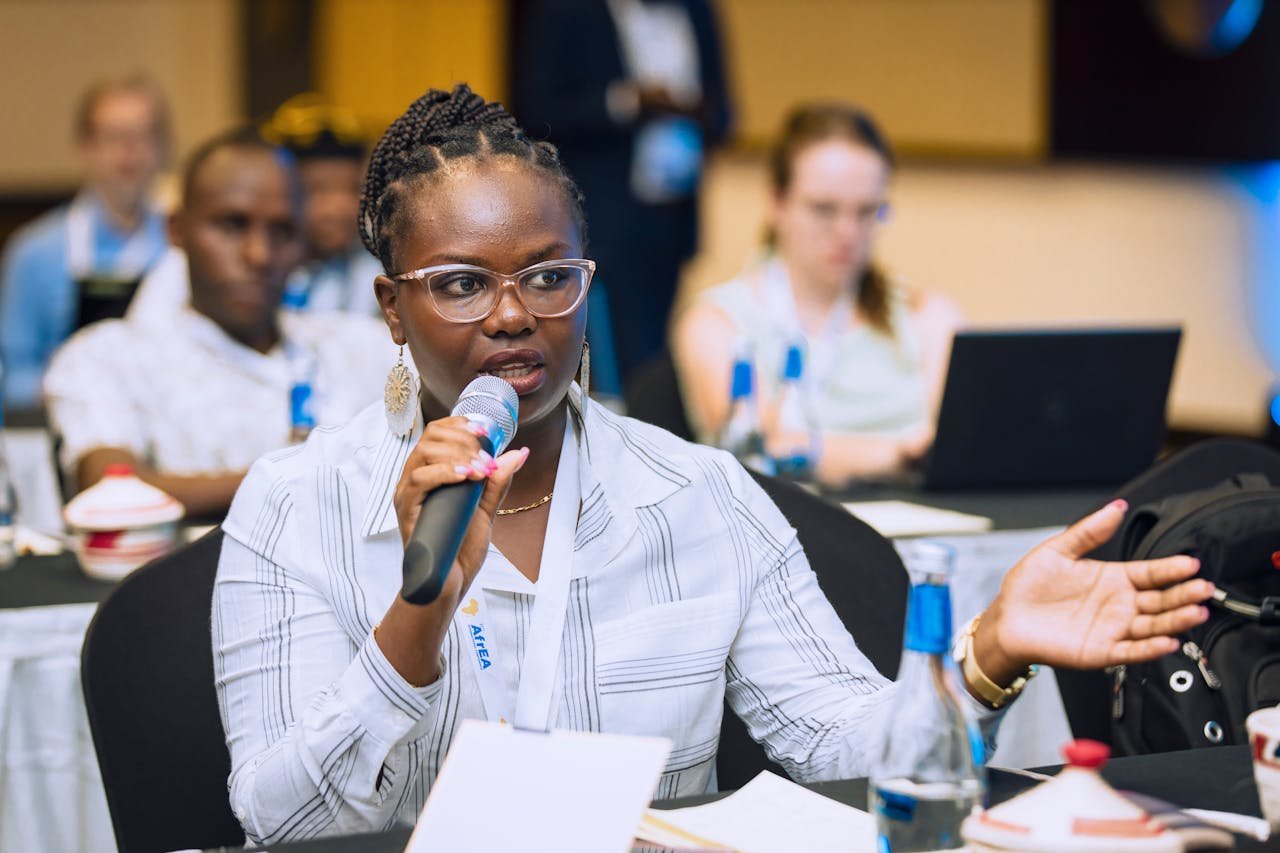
[400,432,495,605]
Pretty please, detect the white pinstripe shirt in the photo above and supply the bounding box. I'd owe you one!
[212,388,1001,844]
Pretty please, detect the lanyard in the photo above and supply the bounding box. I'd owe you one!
[460,417,579,731]
[66,192,157,281]
[284,340,318,434]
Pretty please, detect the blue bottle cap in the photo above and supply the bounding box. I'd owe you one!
[783,344,804,381]
[731,359,754,400]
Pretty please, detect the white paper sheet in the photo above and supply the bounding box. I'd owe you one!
[637,770,877,853]
[407,720,671,853]
[843,499,993,538]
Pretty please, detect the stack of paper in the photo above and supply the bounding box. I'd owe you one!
[636,771,876,853]
[842,499,993,538]
[407,721,671,853]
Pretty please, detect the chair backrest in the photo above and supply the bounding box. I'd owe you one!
[624,351,696,441]
[717,471,908,788]
[81,527,244,853]
[1059,437,1280,744]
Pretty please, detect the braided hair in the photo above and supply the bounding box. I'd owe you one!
[358,84,587,274]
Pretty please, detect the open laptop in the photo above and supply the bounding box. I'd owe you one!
[920,327,1182,490]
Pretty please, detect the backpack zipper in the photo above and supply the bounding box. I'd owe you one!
[1110,665,1126,719]
[1182,640,1222,689]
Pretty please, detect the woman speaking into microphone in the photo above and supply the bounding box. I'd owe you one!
[212,85,1212,844]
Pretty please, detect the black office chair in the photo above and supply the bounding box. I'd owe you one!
[81,527,245,853]
[624,350,696,441]
[1058,437,1280,745]
[716,471,909,789]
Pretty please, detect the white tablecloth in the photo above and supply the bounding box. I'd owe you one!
[0,602,114,853]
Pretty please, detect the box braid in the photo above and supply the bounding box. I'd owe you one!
[358,83,587,274]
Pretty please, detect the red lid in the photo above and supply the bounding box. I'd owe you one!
[1063,739,1110,769]
[103,463,135,477]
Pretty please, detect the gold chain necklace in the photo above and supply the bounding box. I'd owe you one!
[495,491,553,516]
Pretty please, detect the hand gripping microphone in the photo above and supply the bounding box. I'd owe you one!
[401,375,519,605]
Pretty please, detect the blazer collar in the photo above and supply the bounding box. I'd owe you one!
[359,400,425,538]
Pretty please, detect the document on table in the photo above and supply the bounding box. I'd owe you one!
[406,719,671,853]
[842,499,993,538]
[636,770,877,852]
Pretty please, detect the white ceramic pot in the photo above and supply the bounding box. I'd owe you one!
[962,740,1182,852]
[63,464,184,581]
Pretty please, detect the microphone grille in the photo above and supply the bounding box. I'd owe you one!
[451,375,519,452]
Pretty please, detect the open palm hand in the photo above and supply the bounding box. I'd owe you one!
[983,500,1214,675]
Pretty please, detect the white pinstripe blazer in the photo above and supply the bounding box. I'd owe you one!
[212,387,1000,844]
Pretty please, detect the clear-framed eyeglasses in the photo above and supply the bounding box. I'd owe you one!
[392,258,596,324]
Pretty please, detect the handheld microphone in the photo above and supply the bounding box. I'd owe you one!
[401,375,519,605]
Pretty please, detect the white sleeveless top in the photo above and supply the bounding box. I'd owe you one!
[697,256,929,441]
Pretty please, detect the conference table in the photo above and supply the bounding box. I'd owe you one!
[205,746,1278,852]
[0,475,1111,853]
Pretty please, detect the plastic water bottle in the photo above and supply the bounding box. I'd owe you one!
[772,343,818,480]
[869,540,984,851]
[719,353,776,476]
[0,433,16,570]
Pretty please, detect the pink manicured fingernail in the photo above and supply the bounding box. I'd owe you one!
[467,422,489,437]
[1109,499,1128,512]
[454,464,472,476]
[486,461,499,475]
[471,458,489,476]
[477,449,494,466]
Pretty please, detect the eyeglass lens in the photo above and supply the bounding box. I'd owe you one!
[426,265,587,321]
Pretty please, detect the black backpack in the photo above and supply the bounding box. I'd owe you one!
[1110,473,1280,755]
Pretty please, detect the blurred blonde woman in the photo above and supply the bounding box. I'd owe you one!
[673,104,962,486]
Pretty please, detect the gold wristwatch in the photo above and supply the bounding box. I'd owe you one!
[953,615,1036,709]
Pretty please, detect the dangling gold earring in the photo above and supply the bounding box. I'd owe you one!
[578,339,591,418]
[384,344,417,436]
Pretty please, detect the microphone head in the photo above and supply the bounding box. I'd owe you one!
[451,375,519,454]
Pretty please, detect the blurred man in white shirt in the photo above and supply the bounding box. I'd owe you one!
[44,128,391,517]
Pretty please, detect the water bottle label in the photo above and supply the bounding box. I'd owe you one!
[875,786,917,822]
[904,583,952,654]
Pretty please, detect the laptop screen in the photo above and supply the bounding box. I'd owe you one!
[923,327,1182,490]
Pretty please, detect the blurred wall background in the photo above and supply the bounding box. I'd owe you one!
[0,0,1273,436]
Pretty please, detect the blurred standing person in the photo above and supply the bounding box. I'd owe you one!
[43,129,388,517]
[0,74,171,409]
[268,93,381,316]
[511,0,732,387]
